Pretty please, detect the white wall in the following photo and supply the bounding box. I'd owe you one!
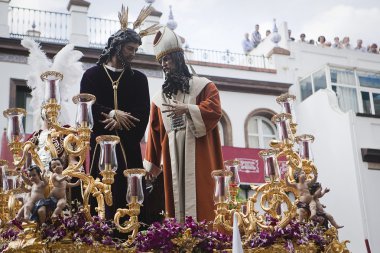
[219,91,279,147]
[353,116,380,252]
[296,89,368,253]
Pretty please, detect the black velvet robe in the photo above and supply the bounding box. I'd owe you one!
[80,65,150,223]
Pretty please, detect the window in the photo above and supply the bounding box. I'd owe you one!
[358,71,380,89]
[300,66,380,115]
[373,93,380,115]
[300,76,312,101]
[10,79,33,133]
[332,85,358,113]
[218,112,233,146]
[330,69,355,86]
[361,91,380,116]
[300,69,327,101]
[247,116,276,149]
[218,121,224,146]
[313,69,327,92]
[361,92,371,114]
[24,95,34,133]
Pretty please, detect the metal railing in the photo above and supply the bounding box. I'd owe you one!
[186,48,272,69]
[8,6,69,43]
[88,17,135,48]
[7,7,273,69]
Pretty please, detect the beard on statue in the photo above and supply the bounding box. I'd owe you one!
[162,71,191,99]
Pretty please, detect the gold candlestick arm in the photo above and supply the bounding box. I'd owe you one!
[13,141,44,172]
[43,103,61,125]
[114,198,141,246]
[63,170,113,220]
[62,132,90,173]
[8,141,23,164]
[249,180,299,231]
[94,180,113,206]
[213,202,233,233]
[99,169,116,185]
[229,184,239,204]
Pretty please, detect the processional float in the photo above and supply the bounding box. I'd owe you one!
[0,71,349,252]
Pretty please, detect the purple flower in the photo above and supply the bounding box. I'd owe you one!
[248,216,328,250]
[135,216,231,252]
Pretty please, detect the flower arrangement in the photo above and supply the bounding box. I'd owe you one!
[0,219,22,252]
[40,211,119,247]
[135,216,232,252]
[247,215,327,252]
[0,214,334,253]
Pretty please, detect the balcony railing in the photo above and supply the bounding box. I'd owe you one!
[7,7,273,69]
[9,6,69,43]
[186,48,271,69]
[88,17,133,48]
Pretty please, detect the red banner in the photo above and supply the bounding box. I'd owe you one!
[222,146,287,184]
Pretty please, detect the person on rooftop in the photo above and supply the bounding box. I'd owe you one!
[332,37,342,49]
[369,43,378,54]
[354,39,367,53]
[251,24,262,48]
[317,36,327,47]
[242,33,253,54]
[265,30,271,38]
[298,33,307,43]
[342,37,351,49]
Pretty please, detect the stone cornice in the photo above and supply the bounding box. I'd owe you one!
[202,74,291,95]
[266,47,291,58]
[67,0,90,11]
[187,60,277,74]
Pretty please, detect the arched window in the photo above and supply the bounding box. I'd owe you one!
[245,109,277,149]
[218,110,233,146]
[218,121,224,146]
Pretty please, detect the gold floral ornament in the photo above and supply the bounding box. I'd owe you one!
[324,227,350,253]
[171,228,201,251]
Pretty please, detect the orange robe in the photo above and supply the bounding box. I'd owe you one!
[144,76,224,222]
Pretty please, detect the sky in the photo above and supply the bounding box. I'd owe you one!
[10,0,380,54]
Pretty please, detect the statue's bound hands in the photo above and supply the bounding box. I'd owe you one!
[113,110,140,131]
[101,112,122,131]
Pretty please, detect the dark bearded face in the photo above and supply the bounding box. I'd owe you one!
[117,42,139,66]
[159,52,191,99]
[97,28,142,67]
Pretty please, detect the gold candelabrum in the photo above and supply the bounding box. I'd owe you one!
[1,71,117,222]
[0,70,148,251]
[224,159,241,206]
[0,159,14,222]
[114,168,146,246]
[212,93,348,251]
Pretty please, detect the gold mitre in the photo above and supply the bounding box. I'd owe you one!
[153,26,183,60]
